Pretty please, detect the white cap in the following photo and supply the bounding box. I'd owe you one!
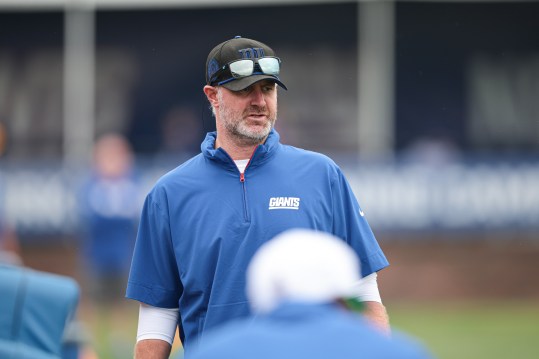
[247,228,361,314]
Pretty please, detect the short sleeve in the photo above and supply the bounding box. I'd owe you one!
[126,187,182,308]
[331,168,389,277]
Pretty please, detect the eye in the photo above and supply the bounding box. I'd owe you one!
[263,84,275,93]
[237,87,252,95]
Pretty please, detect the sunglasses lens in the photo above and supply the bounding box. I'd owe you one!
[229,60,254,77]
[258,57,280,75]
[226,57,281,81]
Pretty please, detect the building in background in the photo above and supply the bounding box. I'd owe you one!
[1,0,538,237]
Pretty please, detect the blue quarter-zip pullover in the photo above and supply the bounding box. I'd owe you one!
[126,129,389,352]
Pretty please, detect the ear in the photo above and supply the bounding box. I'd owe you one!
[203,85,219,109]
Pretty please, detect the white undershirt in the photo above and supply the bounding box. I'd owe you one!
[136,273,381,343]
[234,159,249,173]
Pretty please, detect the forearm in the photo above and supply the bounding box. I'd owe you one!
[363,301,390,335]
[135,303,179,358]
[352,273,390,334]
[135,339,172,359]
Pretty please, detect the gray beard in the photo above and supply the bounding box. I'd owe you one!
[218,101,277,146]
[224,118,275,146]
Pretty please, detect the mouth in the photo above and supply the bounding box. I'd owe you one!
[246,113,268,121]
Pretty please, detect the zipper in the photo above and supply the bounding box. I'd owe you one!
[240,173,248,221]
[239,147,258,222]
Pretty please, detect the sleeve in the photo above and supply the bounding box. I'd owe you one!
[136,303,179,344]
[331,168,389,277]
[351,273,382,303]
[126,187,183,308]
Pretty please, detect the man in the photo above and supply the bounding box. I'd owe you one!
[188,229,433,359]
[127,36,389,359]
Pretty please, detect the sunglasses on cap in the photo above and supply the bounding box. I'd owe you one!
[210,57,281,86]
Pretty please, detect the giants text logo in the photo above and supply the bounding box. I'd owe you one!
[268,197,301,210]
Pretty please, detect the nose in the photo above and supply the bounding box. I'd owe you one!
[249,85,266,107]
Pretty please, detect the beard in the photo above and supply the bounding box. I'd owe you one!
[216,91,277,146]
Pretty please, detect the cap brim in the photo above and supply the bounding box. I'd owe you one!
[221,75,288,91]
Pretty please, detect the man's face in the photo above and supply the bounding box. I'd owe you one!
[216,80,278,146]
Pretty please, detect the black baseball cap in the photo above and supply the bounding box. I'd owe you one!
[206,36,287,91]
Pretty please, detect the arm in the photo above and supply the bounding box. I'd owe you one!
[352,272,390,335]
[127,191,182,358]
[363,301,390,335]
[134,303,179,359]
[331,169,390,333]
[135,339,172,359]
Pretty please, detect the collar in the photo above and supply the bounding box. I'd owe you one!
[201,129,281,170]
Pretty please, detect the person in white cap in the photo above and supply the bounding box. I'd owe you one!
[188,229,434,359]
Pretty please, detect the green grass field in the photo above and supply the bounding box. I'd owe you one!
[387,300,539,359]
[85,299,539,359]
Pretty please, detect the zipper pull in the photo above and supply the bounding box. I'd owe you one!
[240,172,245,182]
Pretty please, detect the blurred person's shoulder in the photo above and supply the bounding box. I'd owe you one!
[386,329,436,359]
